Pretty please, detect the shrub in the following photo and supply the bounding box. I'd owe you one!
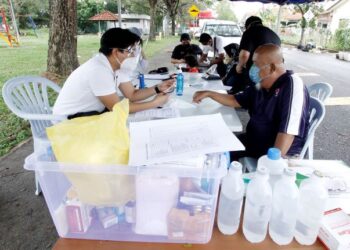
[334,28,350,51]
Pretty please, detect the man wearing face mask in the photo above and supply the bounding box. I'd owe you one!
[171,33,202,64]
[198,33,226,77]
[53,28,173,118]
[116,30,175,101]
[193,44,310,159]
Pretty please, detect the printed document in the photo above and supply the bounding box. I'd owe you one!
[129,113,245,165]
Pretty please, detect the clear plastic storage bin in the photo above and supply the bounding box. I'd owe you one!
[24,152,227,244]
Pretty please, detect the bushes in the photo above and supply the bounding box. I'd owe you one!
[335,28,350,51]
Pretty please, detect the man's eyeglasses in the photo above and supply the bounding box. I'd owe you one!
[118,46,135,56]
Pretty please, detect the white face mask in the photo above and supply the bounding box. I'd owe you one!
[120,56,139,72]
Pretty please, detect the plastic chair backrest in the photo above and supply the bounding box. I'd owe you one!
[307,82,333,103]
[299,97,326,159]
[2,76,65,139]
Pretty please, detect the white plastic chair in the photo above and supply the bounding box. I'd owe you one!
[240,97,326,172]
[307,82,333,103]
[299,97,325,160]
[2,76,66,195]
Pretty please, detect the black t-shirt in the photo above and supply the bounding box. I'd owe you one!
[171,44,203,60]
[239,25,281,70]
[234,71,310,158]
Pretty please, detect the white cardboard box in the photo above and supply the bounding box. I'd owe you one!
[318,208,350,250]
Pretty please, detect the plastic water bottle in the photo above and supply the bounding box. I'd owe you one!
[243,166,272,243]
[257,148,287,190]
[217,161,244,235]
[139,73,145,89]
[176,73,184,96]
[295,171,328,245]
[269,168,299,245]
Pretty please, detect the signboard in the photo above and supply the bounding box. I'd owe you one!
[304,9,314,22]
[188,5,200,18]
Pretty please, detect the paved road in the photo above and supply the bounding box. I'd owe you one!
[283,47,350,164]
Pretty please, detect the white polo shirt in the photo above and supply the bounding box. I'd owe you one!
[53,53,118,116]
[202,36,225,57]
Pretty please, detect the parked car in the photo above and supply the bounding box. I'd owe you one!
[200,20,243,47]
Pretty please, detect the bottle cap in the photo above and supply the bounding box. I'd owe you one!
[267,148,281,160]
[229,161,242,172]
[284,167,296,177]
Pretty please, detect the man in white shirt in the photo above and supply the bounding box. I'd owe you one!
[53,28,174,118]
[198,33,226,77]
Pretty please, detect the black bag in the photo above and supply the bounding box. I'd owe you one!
[148,67,169,74]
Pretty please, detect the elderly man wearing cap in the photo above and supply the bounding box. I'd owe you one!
[171,33,202,64]
[236,16,281,85]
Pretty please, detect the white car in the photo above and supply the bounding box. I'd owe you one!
[200,20,242,47]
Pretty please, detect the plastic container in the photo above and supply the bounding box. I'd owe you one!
[269,168,299,245]
[257,148,287,190]
[24,152,227,243]
[176,73,184,96]
[242,166,272,243]
[139,73,145,89]
[217,161,244,235]
[295,171,328,245]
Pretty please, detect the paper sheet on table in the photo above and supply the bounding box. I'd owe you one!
[164,99,197,109]
[144,74,170,80]
[128,113,245,166]
[128,107,180,122]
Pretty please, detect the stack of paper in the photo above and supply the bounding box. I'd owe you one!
[128,113,245,166]
[128,107,180,123]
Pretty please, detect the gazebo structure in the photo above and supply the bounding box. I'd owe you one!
[89,10,119,36]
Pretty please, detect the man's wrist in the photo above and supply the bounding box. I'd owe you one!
[154,85,161,94]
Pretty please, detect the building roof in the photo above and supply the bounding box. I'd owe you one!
[89,11,118,21]
[322,0,347,14]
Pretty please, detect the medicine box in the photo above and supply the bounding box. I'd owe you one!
[318,208,350,250]
[24,152,227,243]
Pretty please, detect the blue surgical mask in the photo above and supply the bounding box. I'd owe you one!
[249,64,261,85]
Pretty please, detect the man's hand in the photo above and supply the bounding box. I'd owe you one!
[152,93,170,107]
[193,91,211,104]
[158,79,176,93]
[236,64,243,74]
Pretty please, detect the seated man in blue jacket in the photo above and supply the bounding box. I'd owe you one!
[193,44,310,159]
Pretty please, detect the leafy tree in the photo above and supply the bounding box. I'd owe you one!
[77,0,104,33]
[259,8,276,29]
[294,3,323,46]
[163,0,180,35]
[216,0,237,22]
[1,0,50,29]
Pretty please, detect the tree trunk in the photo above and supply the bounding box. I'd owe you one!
[296,5,306,47]
[149,0,157,41]
[299,26,306,47]
[163,0,179,36]
[47,0,79,77]
[171,15,176,35]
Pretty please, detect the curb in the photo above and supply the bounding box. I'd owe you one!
[0,137,32,161]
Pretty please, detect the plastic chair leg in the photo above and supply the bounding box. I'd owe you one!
[35,171,41,196]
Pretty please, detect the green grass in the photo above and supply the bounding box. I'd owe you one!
[0,31,178,156]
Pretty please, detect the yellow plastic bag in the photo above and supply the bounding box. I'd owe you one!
[46,99,134,206]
